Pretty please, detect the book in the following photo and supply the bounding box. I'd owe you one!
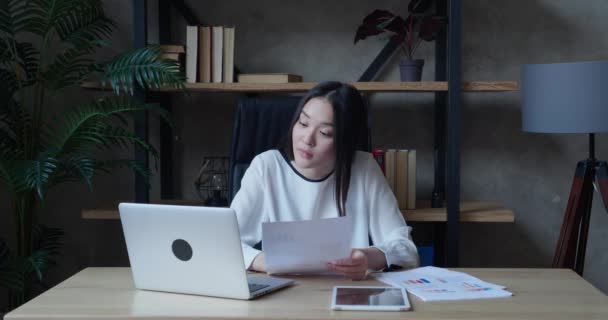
[185,25,198,83]
[198,26,211,83]
[159,44,185,53]
[223,26,235,83]
[407,150,416,209]
[385,149,396,195]
[211,26,224,83]
[159,52,180,61]
[395,150,409,209]
[237,73,302,83]
[372,150,386,174]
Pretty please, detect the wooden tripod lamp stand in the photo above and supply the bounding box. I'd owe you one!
[522,60,608,275]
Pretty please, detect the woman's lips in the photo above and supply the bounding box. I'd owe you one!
[297,148,313,159]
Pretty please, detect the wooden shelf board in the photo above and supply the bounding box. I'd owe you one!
[81,81,518,93]
[82,200,514,223]
[403,201,515,222]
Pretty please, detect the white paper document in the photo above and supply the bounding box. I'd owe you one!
[262,217,352,274]
[373,266,512,301]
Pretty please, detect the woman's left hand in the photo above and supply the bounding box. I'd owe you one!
[328,249,369,280]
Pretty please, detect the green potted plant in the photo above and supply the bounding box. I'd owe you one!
[354,0,447,81]
[0,0,184,312]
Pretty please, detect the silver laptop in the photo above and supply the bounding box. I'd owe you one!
[119,203,294,300]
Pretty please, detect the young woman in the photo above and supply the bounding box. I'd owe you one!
[230,81,419,280]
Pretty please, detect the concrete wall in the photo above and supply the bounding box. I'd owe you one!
[3,1,608,311]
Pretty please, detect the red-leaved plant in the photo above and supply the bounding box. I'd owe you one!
[354,0,447,60]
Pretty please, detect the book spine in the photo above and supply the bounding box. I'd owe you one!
[395,149,409,209]
[385,149,396,195]
[372,150,386,175]
[407,150,416,209]
[212,26,224,83]
[185,25,198,83]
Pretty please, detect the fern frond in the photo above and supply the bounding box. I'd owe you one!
[102,45,185,95]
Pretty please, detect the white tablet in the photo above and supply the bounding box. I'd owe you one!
[331,286,411,311]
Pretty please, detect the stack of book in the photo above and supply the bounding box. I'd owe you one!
[185,25,235,83]
[159,45,185,69]
[237,73,302,83]
[372,149,416,210]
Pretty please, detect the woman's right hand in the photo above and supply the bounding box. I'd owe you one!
[250,252,266,272]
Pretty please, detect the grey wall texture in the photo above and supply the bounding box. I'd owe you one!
[3,0,608,308]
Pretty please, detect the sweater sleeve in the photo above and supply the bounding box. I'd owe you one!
[230,155,266,270]
[365,154,420,269]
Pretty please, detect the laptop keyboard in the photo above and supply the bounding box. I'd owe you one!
[248,283,270,292]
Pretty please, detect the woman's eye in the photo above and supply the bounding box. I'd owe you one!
[320,131,333,137]
[299,121,308,127]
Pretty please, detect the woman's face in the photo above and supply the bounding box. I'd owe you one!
[291,97,336,178]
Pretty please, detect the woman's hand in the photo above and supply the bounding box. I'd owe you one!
[328,249,369,280]
[328,247,388,280]
[250,252,266,272]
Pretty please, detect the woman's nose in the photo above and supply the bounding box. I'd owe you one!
[302,129,315,146]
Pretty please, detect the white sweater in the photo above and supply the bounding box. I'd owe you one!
[230,150,419,270]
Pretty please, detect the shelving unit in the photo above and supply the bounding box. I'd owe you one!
[82,200,514,223]
[82,81,518,93]
[85,0,517,267]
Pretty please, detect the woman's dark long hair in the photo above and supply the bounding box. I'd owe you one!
[284,81,366,217]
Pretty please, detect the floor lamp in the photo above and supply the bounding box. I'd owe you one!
[521,60,608,276]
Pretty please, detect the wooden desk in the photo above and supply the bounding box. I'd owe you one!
[6,268,608,320]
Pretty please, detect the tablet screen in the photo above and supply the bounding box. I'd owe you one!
[334,287,407,306]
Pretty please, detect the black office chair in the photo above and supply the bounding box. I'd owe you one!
[228,96,371,202]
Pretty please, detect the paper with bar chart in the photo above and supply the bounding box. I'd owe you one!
[373,266,512,301]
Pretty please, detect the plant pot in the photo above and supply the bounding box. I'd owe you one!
[399,59,425,81]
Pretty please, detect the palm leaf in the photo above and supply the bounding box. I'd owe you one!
[27,0,87,37]
[102,45,185,95]
[99,125,159,156]
[46,96,172,157]
[50,155,95,190]
[23,153,58,199]
[0,40,39,89]
[55,0,113,49]
[15,41,40,86]
[1,99,34,156]
[94,159,152,183]
[0,128,16,150]
[42,46,94,91]
[0,67,19,99]
[32,225,63,255]
[0,0,30,36]
[47,103,106,155]
[20,225,63,281]
[0,265,24,292]
[0,152,20,195]
[0,238,24,291]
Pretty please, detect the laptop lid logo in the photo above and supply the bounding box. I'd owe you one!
[172,239,193,261]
